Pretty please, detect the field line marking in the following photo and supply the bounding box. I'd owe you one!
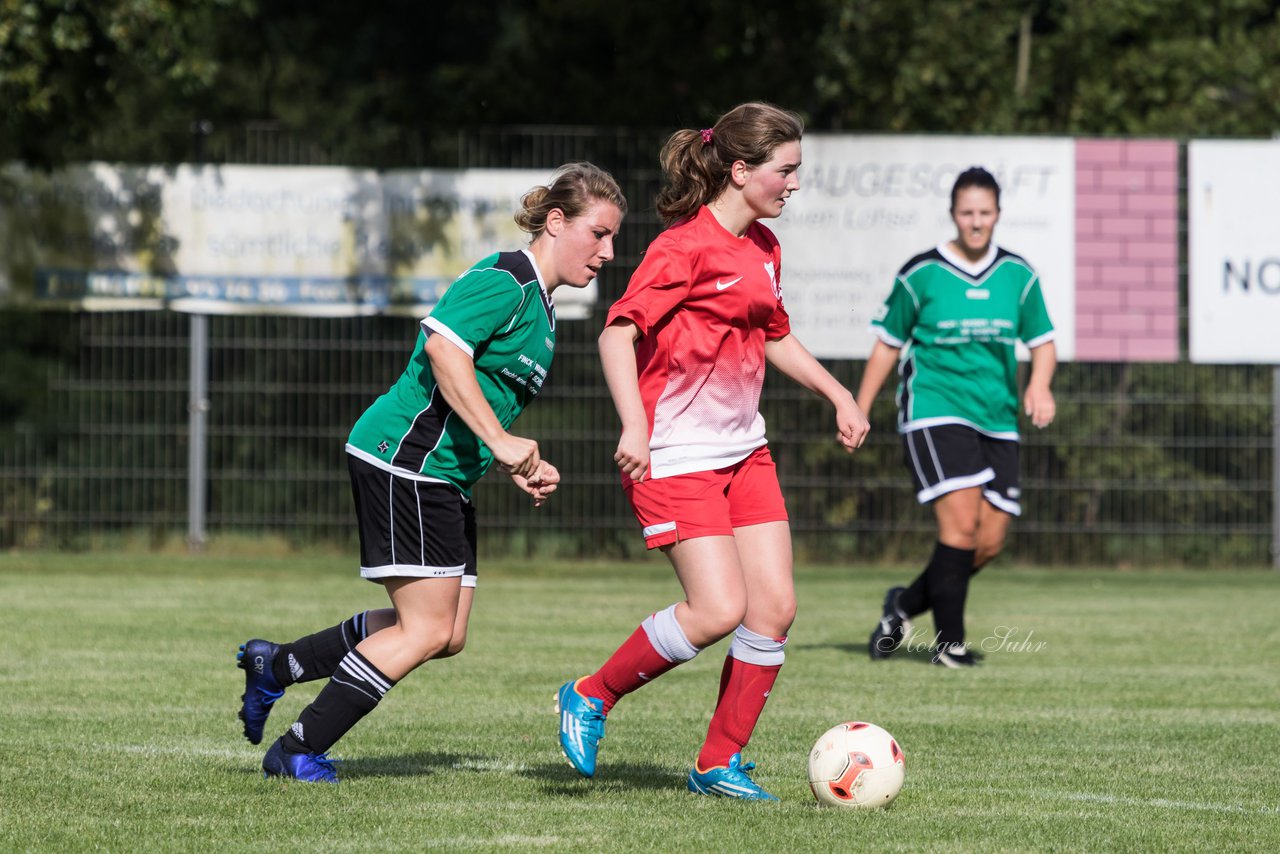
[987,787,1278,815]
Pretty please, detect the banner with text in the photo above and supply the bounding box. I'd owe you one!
[1188,141,1280,363]
[769,135,1076,359]
[0,164,603,318]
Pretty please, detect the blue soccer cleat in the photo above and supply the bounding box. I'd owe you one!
[687,753,779,801]
[237,638,284,745]
[556,679,606,778]
[262,738,339,783]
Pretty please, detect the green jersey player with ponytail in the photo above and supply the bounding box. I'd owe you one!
[234,163,626,781]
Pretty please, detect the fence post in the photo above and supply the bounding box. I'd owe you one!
[188,314,209,550]
[187,119,213,552]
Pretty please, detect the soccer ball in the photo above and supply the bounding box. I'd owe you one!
[807,721,905,808]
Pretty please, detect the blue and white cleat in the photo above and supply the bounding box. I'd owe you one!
[687,753,779,801]
[556,679,606,778]
[262,738,338,783]
[237,638,284,745]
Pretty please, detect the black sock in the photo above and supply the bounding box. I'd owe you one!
[273,611,372,687]
[897,570,929,617]
[925,542,976,646]
[281,649,395,755]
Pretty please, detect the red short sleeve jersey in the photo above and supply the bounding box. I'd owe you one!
[605,206,791,479]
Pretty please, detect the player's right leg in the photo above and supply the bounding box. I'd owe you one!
[929,489,982,650]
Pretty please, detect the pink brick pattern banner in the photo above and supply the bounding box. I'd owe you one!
[1074,139,1180,362]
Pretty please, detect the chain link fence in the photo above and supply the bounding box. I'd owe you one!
[0,125,1273,564]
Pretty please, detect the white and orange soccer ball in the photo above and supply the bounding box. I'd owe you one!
[807,721,905,809]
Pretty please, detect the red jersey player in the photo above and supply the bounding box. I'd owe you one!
[556,102,870,800]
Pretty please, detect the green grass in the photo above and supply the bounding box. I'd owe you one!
[2,553,1278,852]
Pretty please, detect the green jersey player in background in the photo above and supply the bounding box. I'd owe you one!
[858,166,1056,669]
[234,163,626,781]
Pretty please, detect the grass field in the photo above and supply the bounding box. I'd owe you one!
[2,552,1278,852]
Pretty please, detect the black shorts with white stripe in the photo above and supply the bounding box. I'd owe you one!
[901,424,1021,515]
[347,454,478,584]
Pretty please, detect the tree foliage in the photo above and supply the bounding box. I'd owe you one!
[4,0,1278,167]
[0,0,256,165]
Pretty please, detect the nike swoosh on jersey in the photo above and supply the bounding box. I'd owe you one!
[715,277,743,290]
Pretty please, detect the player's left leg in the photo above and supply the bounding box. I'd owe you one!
[927,488,981,666]
[433,501,480,659]
[693,520,792,780]
[973,436,1020,575]
[689,450,790,800]
[434,584,474,658]
[973,501,1013,574]
[878,427,989,661]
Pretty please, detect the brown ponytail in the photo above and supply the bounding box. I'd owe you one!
[655,102,804,226]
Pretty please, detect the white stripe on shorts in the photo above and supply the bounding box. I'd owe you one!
[360,563,466,581]
[916,468,994,504]
[642,521,677,538]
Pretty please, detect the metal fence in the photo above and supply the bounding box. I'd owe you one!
[1,309,1272,565]
[0,126,1274,565]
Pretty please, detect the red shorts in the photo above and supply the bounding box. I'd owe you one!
[622,446,788,549]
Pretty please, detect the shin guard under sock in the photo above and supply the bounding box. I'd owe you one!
[924,542,976,646]
[578,604,698,713]
[696,626,785,769]
[280,648,394,755]
[897,570,929,618]
[273,611,373,687]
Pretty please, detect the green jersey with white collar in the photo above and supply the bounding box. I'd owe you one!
[346,250,556,496]
[871,243,1054,439]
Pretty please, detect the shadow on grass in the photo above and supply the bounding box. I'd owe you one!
[335,750,478,778]
[253,752,682,791]
[523,759,682,795]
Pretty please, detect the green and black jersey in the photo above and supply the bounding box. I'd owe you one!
[871,243,1054,439]
[347,250,556,496]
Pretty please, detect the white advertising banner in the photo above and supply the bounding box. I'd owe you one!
[381,168,595,320]
[770,135,1076,359]
[1188,141,1280,363]
[0,164,591,317]
[161,165,385,315]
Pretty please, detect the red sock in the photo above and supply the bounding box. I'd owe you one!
[696,656,782,770]
[577,624,679,713]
